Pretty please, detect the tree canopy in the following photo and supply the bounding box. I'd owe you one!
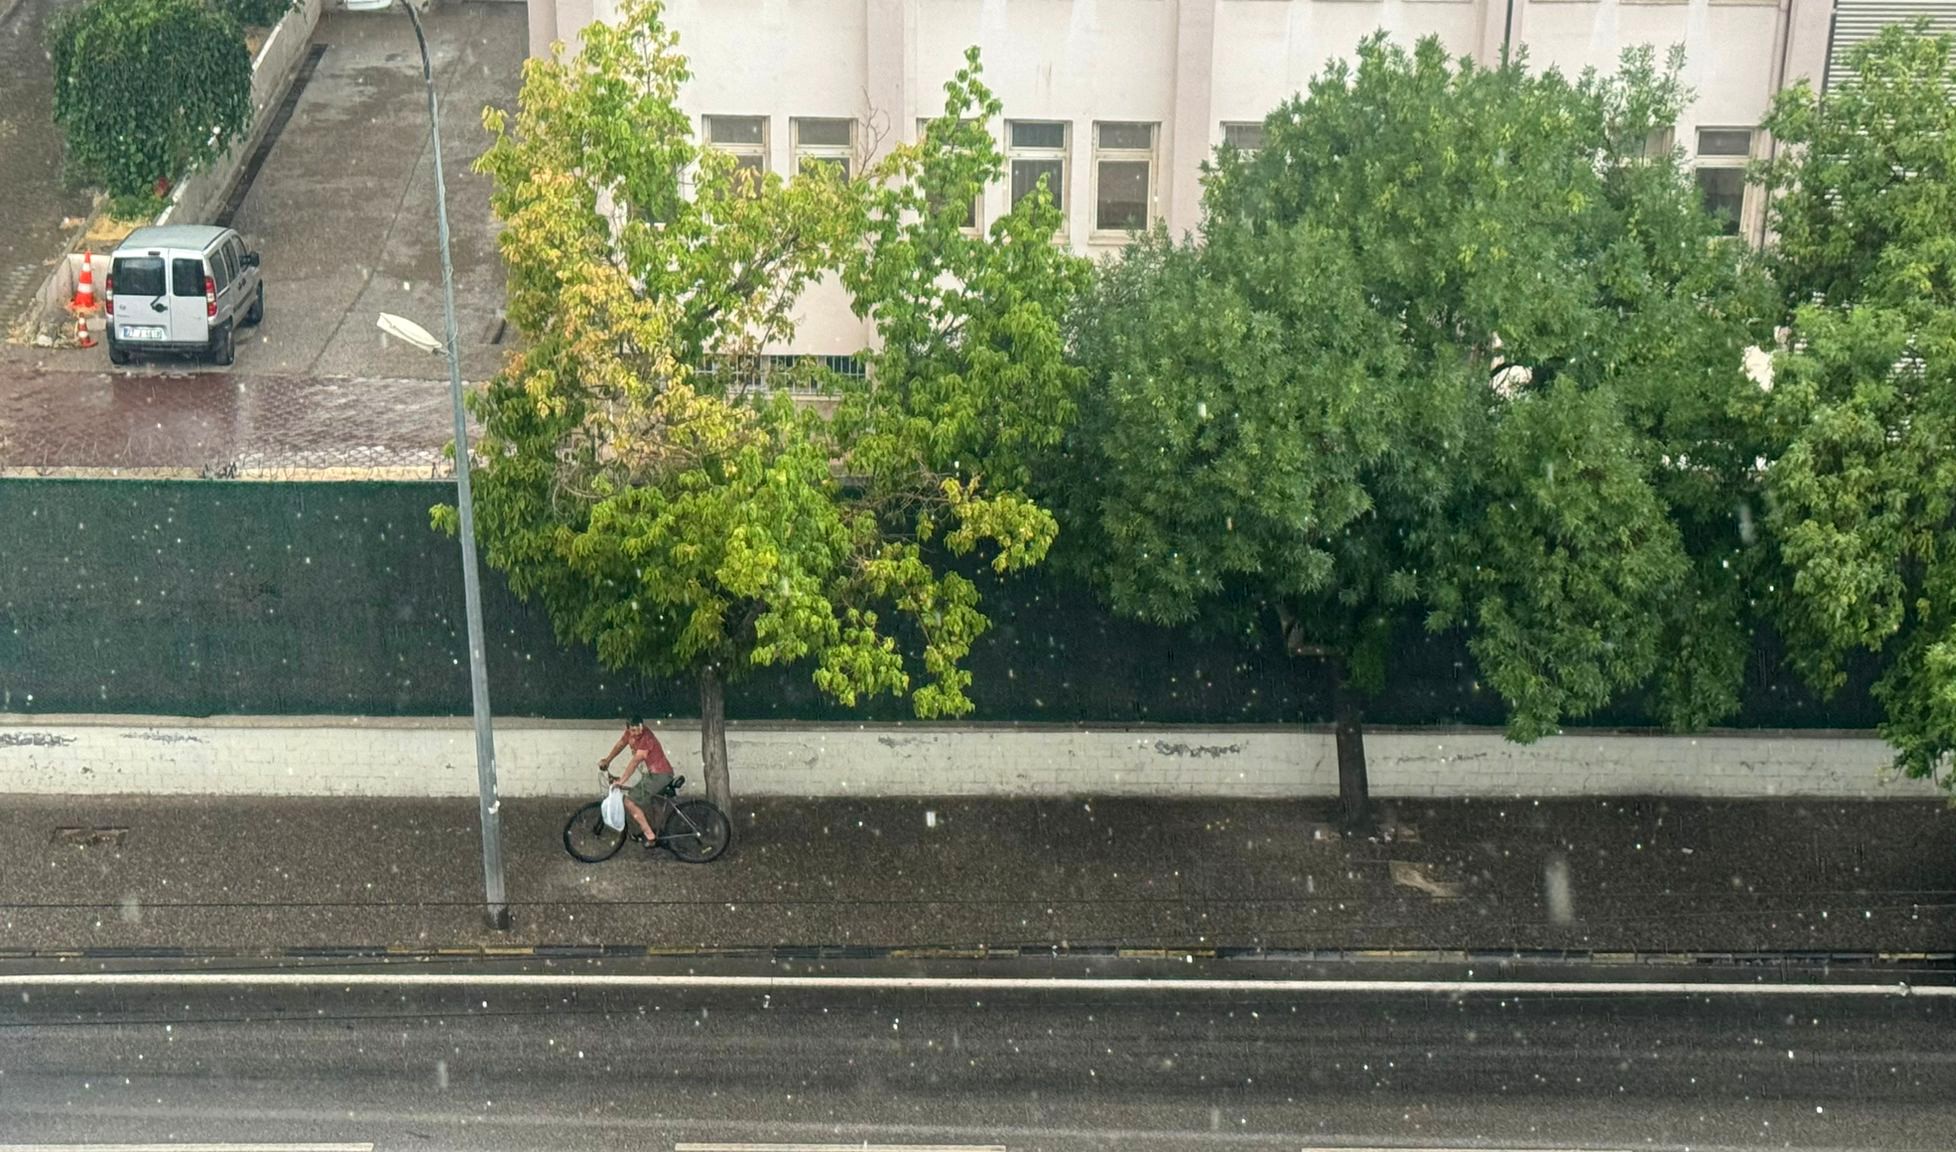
[50,0,254,211]
[1757,23,1956,780]
[1060,35,1775,816]
[460,1,1080,803]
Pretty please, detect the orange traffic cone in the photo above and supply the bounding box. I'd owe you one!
[75,311,96,349]
[72,252,97,313]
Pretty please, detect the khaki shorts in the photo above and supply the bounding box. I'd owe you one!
[626,773,671,815]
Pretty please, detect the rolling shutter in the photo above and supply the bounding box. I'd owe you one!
[1826,0,1956,91]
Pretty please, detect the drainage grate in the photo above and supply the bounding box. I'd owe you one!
[50,826,130,848]
[215,43,330,229]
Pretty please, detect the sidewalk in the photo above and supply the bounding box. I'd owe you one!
[3,794,1951,955]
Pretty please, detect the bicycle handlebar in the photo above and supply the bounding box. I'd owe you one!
[601,769,687,796]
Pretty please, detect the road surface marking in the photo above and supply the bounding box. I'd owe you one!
[0,1146,375,1152]
[0,972,1947,997]
[677,1145,1008,1151]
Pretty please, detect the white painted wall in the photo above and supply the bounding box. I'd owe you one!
[529,0,1832,353]
[0,716,1940,800]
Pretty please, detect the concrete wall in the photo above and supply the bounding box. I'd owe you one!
[0,716,1940,799]
[533,0,1832,355]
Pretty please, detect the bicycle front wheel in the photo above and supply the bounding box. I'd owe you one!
[662,800,732,863]
[563,799,627,863]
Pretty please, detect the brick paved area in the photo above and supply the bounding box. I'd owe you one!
[0,360,462,476]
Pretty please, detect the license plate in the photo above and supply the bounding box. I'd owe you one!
[118,325,166,341]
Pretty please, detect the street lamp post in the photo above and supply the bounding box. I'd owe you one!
[351,0,509,930]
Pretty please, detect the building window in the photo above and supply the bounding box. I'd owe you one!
[793,118,855,180]
[1693,127,1754,236]
[1221,122,1265,153]
[704,115,768,191]
[1640,125,1675,160]
[918,119,982,232]
[1008,120,1069,223]
[1093,121,1156,235]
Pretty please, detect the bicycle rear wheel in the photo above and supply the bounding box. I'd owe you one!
[661,800,732,863]
[563,799,627,862]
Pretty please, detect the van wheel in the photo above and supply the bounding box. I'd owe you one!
[107,340,129,366]
[244,282,264,326]
[210,323,235,367]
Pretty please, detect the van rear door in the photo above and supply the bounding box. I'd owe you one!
[109,256,168,343]
[169,256,211,344]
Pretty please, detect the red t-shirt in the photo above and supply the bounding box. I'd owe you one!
[625,727,674,775]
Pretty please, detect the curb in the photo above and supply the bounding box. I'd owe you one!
[4,943,1952,969]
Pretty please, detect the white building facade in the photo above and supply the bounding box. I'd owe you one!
[523,0,1851,356]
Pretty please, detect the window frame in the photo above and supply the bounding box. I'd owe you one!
[703,115,770,190]
[792,117,857,181]
[1006,119,1071,239]
[1221,121,1266,154]
[1692,125,1756,239]
[1090,120,1158,240]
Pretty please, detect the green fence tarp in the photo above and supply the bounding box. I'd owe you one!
[0,478,1878,728]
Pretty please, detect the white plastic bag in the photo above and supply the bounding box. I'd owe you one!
[600,787,626,832]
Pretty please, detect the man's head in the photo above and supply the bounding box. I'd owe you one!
[626,714,645,733]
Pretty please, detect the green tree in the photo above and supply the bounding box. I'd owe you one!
[1062,36,1773,823]
[1757,23,1956,780]
[834,48,1091,602]
[50,0,254,211]
[461,2,1067,806]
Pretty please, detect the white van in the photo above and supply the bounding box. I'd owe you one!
[106,224,264,366]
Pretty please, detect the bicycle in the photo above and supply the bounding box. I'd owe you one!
[562,772,733,864]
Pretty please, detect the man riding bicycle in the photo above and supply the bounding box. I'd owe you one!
[600,714,674,851]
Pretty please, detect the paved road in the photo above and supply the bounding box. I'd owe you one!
[226,3,517,381]
[4,794,1953,955]
[0,961,1951,1150]
[0,0,92,326]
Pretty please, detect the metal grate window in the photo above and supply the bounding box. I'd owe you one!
[701,354,866,396]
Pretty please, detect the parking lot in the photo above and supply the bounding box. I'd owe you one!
[0,3,521,471]
[12,2,518,384]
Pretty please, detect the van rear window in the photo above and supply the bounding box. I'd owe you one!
[172,258,206,298]
[112,257,164,297]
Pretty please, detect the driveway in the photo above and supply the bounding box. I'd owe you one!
[225,1,518,381]
[0,0,93,329]
[16,2,520,380]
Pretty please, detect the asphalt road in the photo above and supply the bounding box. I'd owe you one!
[0,0,92,327]
[2,961,1953,1150]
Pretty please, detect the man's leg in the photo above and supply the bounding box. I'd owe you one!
[620,796,658,842]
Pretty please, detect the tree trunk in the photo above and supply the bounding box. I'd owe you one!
[699,663,731,810]
[1331,655,1372,832]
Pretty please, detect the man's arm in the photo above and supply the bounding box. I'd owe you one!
[598,734,627,770]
